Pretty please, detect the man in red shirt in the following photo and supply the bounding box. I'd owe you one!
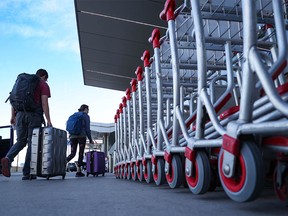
[1,69,52,180]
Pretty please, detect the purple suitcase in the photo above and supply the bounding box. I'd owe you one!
[86,151,105,177]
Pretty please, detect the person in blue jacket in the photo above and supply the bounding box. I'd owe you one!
[66,104,94,177]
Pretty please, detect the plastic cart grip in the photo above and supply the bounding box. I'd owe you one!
[141,50,151,67]
[135,66,143,81]
[149,28,161,49]
[126,88,131,100]
[122,96,127,107]
[119,103,123,114]
[130,78,137,92]
[160,0,175,21]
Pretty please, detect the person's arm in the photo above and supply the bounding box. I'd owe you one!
[84,114,93,143]
[10,106,16,125]
[41,95,52,126]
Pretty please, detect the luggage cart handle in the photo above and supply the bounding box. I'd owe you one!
[149,29,166,48]
[135,66,143,81]
[122,96,127,107]
[149,28,161,48]
[130,78,137,92]
[141,50,152,67]
[160,0,175,21]
[119,103,123,114]
[126,88,131,100]
[114,114,117,123]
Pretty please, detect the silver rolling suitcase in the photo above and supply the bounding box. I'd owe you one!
[30,127,67,180]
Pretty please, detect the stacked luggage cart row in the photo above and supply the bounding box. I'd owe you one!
[113,0,288,203]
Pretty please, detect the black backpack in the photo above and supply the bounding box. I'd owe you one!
[6,73,40,112]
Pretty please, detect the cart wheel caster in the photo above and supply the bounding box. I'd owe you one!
[62,174,65,180]
[166,155,183,189]
[218,142,265,202]
[154,158,166,186]
[185,151,211,195]
[86,173,89,177]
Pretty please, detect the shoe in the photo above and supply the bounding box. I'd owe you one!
[1,157,11,177]
[22,175,37,180]
[75,172,85,177]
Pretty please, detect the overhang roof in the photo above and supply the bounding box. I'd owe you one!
[74,0,169,91]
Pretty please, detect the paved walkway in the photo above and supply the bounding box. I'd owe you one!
[0,172,287,216]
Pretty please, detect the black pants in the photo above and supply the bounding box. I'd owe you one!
[66,137,86,167]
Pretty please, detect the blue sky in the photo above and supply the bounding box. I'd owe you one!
[0,0,124,132]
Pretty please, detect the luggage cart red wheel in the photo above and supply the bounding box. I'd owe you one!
[165,155,183,189]
[143,160,153,184]
[185,150,211,195]
[131,162,138,181]
[126,164,132,180]
[121,164,125,179]
[122,163,127,179]
[123,163,127,179]
[136,161,144,182]
[218,142,265,202]
[153,158,166,186]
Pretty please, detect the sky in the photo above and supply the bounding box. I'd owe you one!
[0,0,124,129]
[0,0,125,166]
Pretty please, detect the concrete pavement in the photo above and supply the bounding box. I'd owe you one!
[0,172,287,216]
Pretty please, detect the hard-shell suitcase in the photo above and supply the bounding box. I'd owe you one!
[30,127,67,180]
[86,151,105,177]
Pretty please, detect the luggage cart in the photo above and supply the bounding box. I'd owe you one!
[113,0,288,204]
[134,66,147,182]
[146,29,172,186]
[158,0,241,190]
[141,50,155,184]
[119,96,132,180]
[218,0,288,203]
[177,0,288,202]
[123,88,135,180]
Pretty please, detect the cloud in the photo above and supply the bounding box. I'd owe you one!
[0,22,50,38]
[0,0,79,54]
[50,37,80,54]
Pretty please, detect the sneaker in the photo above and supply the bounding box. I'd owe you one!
[1,157,11,177]
[22,175,37,180]
[75,172,85,177]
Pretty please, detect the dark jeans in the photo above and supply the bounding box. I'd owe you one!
[66,137,86,167]
[6,111,42,176]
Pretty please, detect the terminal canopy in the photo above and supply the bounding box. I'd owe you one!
[74,0,169,91]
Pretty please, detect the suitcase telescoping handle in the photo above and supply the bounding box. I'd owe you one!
[36,127,44,175]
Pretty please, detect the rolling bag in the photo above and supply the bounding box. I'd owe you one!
[86,151,105,177]
[30,127,67,180]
